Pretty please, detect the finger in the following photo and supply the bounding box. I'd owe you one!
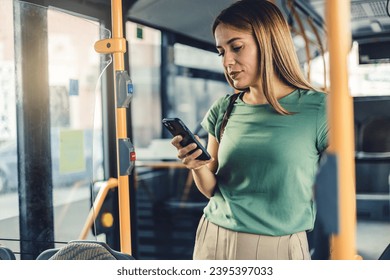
[182,148,203,162]
[177,143,195,159]
[182,143,197,154]
[183,153,213,169]
[177,152,184,159]
[171,135,183,148]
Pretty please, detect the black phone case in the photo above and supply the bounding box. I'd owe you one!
[162,118,211,160]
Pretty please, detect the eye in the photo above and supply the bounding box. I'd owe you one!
[232,45,242,52]
[217,51,224,57]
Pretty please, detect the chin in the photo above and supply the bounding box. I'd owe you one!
[233,81,247,90]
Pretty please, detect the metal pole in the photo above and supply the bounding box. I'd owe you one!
[326,0,358,260]
[111,0,132,254]
[14,1,54,260]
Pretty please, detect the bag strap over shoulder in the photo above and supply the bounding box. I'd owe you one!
[219,93,240,142]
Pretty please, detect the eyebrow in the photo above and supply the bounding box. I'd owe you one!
[216,37,243,49]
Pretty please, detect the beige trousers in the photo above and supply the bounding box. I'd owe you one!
[193,215,311,260]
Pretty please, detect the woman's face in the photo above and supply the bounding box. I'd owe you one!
[214,23,260,90]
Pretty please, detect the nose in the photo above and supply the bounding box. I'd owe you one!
[222,51,235,68]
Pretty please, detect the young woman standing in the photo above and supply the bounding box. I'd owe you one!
[171,0,328,260]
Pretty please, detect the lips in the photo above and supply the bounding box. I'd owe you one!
[229,71,241,79]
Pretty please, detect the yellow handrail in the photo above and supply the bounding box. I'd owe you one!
[111,0,132,255]
[326,0,359,260]
[94,0,132,254]
[79,178,118,240]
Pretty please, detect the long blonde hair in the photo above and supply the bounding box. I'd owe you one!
[213,0,314,115]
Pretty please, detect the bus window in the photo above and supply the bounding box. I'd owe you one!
[166,43,231,131]
[349,42,390,97]
[126,22,162,149]
[47,7,104,245]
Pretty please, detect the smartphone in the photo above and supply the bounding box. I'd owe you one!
[162,117,211,161]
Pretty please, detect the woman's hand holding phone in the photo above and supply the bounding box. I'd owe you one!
[162,117,213,170]
[171,134,213,170]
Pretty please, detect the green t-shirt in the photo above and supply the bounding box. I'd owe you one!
[201,89,328,236]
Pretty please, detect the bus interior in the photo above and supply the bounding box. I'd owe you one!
[0,0,389,260]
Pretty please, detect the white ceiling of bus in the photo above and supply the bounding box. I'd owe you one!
[127,0,236,44]
[127,0,390,44]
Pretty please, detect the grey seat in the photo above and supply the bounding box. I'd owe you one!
[36,240,134,260]
[0,245,16,260]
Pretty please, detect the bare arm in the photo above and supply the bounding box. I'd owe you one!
[171,133,219,198]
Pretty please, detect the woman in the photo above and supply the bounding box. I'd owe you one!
[171,0,328,260]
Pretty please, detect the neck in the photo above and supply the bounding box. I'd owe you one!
[244,82,296,105]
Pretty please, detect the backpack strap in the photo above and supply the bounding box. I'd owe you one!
[218,93,240,142]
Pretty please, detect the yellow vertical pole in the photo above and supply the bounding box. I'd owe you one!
[111,0,132,254]
[326,0,357,259]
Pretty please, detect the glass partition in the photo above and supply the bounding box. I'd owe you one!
[47,7,105,244]
[0,0,106,259]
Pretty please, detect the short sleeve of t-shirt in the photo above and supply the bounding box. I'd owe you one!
[316,95,328,153]
[201,94,232,139]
